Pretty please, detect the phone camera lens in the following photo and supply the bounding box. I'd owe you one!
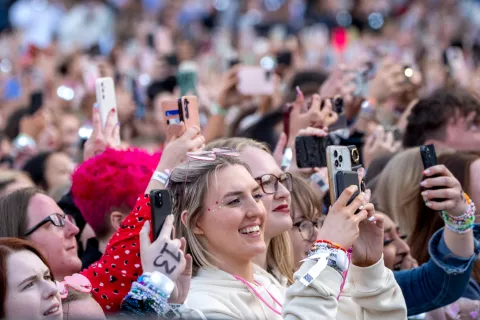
[335,160,339,167]
[339,155,343,162]
[334,150,338,157]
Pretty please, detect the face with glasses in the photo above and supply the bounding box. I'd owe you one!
[289,207,323,270]
[239,147,293,241]
[26,193,81,280]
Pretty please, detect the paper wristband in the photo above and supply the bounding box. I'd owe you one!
[300,251,330,286]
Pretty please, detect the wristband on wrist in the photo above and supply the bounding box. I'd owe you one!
[151,169,171,187]
[211,103,228,116]
[140,271,175,296]
[300,244,349,287]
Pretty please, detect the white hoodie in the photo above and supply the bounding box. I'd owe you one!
[180,257,407,319]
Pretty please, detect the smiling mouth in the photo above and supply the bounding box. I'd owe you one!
[393,261,403,271]
[44,304,60,316]
[239,225,260,235]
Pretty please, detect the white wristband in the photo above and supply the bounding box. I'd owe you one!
[143,271,175,296]
[151,170,171,187]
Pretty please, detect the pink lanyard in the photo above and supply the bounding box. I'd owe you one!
[232,275,283,316]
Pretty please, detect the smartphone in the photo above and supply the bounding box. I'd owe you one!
[326,97,347,131]
[276,50,292,67]
[177,61,198,96]
[420,144,445,202]
[150,189,173,240]
[29,91,43,115]
[335,171,360,207]
[95,77,119,129]
[147,33,155,50]
[348,145,361,171]
[229,58,240,68]
[295,136,328,168]
[283,104,292,140]
[326,146,353,203]
[446,47,466,76]
[179,95,200,130]
[237,66,274,96]
[161,99,184,141]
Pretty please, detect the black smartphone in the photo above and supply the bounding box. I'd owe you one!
[229,58,240,68]
[335,170,360,209]
[150,189,173,240]
[29,91,43,115]
[295,136,328,168]
[147,33,155,50]
[276,50,292,67]
[165,54,179,67]
[325,97,347,131]
[420,144,445,202]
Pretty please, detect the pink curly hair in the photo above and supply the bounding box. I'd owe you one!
[71,148,160,237]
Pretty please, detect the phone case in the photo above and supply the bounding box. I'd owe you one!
[95,77,119,129]
[420,144,445,201]
[347,145,362,171]
[237,66,274,96]
[180,95,200,130]
[326,146,353,203]
[150,190,173,240]
[161,99,185,141]
[335,171,360,207]
[295,136,328,168]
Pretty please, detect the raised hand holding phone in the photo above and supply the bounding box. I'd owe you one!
[83,104,120,161]
[95,77,120,147]
[140,216,186,281]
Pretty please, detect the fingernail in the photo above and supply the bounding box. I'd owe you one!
[424,169,430,175]
[425,202,432,207]
[116,122,120,127]
[420,181,426,186]
[368,216,376,222]
[421,191,428,197]
[111,108,116,113]
[359,205,365,211]
[296,86,301,97]
[352,185,358,191]
[93,103,98,109]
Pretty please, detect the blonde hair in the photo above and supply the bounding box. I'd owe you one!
[290,174,323,223]
[206,138,294,284]
[169,155,251,275]
[373,148,425,236]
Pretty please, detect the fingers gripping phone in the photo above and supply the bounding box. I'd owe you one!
[420,144,445,202]
[295,136,328,168]
[95,77,119,129]
[150,190,173,240]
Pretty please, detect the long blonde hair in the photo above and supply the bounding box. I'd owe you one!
[207,138,294,284]
[373,148,425,236]
[169,155,251,275]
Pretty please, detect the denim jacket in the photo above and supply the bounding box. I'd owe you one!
[395,224,480,316]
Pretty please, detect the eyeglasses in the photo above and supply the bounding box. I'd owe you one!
[24,213,74,236]
[255,173,293,195]
[293,219,322,241]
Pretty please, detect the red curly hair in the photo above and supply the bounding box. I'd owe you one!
[71,148,160,237]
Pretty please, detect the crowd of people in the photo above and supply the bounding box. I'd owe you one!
[1,0,480,319]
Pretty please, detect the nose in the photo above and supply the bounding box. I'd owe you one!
[42,279,59,300]
[65,219,80,238]
[245,196,267,221]
[274,180,290,201]
[396,237,411,256]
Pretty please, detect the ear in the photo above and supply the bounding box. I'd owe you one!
[181,210,204,235]
[110,211,127,231]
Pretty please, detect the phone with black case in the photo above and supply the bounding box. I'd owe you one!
[420,144,445,202]
[295,136,328,168]
[150,189,173,240]
[335,171,360,208]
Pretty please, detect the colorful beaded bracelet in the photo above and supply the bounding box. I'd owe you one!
[313,240,347,253]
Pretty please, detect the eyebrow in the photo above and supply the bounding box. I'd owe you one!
[222,185,261,199]
[18,274,37,288]
[384,228,392,233]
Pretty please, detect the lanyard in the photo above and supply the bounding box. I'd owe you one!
[232,275,283,316]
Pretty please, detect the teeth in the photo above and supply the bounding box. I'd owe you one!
[239,225,260,234]
[45,306,59,315]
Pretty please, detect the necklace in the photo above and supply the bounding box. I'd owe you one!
[232,275,283,316]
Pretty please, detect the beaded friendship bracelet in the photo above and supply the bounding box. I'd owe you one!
[440,193,476,234]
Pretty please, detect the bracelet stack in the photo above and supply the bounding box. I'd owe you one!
[441,192,476,234]
[300,240,349,287]
[127,271,174,315]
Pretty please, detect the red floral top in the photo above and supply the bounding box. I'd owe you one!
[80,194,152,313]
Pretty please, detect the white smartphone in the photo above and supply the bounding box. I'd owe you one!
[326,146,353,203]
[237,66,275,96]
[95,77,118,129]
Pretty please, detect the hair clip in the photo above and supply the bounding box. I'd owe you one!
[186,148,240,161]
[57,273,92,299]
